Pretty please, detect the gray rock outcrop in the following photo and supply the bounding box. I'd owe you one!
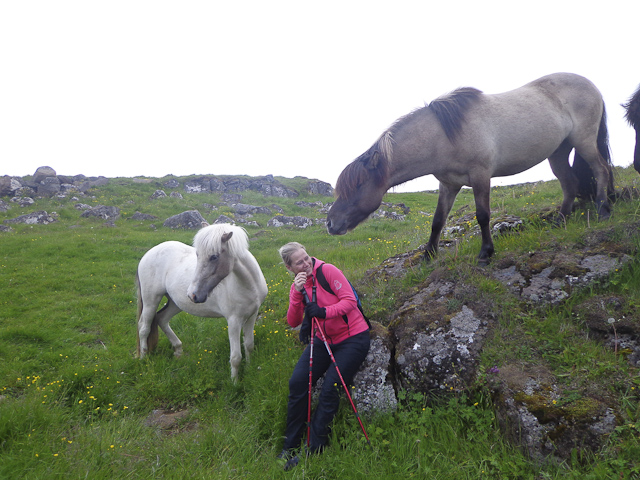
[163,210,207,229]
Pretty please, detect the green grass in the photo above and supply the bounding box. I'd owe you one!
[1,168,639,478]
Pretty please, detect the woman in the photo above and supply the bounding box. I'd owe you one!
[277,242,370,470]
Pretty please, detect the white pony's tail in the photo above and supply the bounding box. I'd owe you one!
[136,271,159,356]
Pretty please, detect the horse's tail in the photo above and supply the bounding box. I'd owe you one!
[136,270,159,356]
[573,103,614,200]
[622,84,640,173]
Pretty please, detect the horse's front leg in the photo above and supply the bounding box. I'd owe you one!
[425,182,461,260]
[242,312,258,365]
[472,181,493,265]
[226,318,243,381]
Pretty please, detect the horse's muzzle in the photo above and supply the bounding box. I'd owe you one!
[188,292,207,304]
[326,219,348,236]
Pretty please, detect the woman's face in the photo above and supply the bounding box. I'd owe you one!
[287,248,312,276]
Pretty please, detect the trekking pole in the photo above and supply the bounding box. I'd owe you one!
[301,285,316,449]
[311,315,371,447]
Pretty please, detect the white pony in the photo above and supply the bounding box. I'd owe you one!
[136,223,268,380]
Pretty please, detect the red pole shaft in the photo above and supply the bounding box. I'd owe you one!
[311,316,371,446]
[306,321,314,448]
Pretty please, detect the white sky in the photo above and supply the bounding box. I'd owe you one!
[1,1,638,192]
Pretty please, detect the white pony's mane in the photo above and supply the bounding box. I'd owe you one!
[193,224,249,258]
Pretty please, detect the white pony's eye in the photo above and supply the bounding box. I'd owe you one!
[209,254,219,262]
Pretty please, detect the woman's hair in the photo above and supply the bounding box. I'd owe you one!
[279,242,306,266]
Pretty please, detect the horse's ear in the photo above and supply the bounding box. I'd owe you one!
[201,221,210,228]
[222,231,233,243]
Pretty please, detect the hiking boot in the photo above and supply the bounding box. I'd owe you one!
[283,455,299,471]
[276,449,299,471]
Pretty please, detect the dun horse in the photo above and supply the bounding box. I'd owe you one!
[136,223,268,380]
[623,84,640,174]
[327,72,613,263]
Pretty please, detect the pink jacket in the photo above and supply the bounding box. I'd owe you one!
[286,258,369,345]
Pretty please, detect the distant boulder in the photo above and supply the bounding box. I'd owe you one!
[0,176,22,197]
[12,197,35,207]
[213,215,235,224]
[163,210,206,229]
[33,166,56,184]
[307,180,334,197]
[4,210,57,225]
[37,176,61,196]
[233,203,272,215]
[184,178,211,194]
[80,205,121,221]
[267,215,314,228]
[130,212,158,221]
[151,190,167,199]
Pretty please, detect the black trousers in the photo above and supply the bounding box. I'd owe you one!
[282,329,370,451]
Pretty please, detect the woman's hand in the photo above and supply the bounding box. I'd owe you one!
[304,302,326,319]
[294,272,307,292]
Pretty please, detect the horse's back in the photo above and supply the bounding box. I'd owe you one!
[462,73,603,176]
[139,241,194,275]
[138,241,195,297]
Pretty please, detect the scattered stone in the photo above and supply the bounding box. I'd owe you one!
[11,197,35,207]
[163,179,180,188]
[130,212,158,221]
[33,166,56,184]
[4,210,57,225]
[163,210,206,229]
[213,214,235,224]
[233,203,272,215]
[144,409,191,430]
[306,180,334,197]
[151,190,167,199]
[80,205,121,221]
[267,215,314,228]
[270,204,284,214]
[294,201,324,209]
[184,177,211,193]
[0,176,22,197]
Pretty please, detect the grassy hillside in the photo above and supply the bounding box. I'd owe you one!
[0,169,639,479]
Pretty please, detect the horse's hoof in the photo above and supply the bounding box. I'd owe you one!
[477,257,491,267]
[423,250,436,262]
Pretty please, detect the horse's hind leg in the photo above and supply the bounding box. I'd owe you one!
[155,297,184,357]
[138,290,164,359]
[425,182,461,259]
[548,143,578,219]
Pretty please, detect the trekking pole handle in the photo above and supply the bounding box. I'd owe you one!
[301,288,311,304]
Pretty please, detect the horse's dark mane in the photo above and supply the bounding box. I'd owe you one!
[335,87,482,199]
[335,131,392,199]
[622,84,640,129]
[428,87,483,142]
